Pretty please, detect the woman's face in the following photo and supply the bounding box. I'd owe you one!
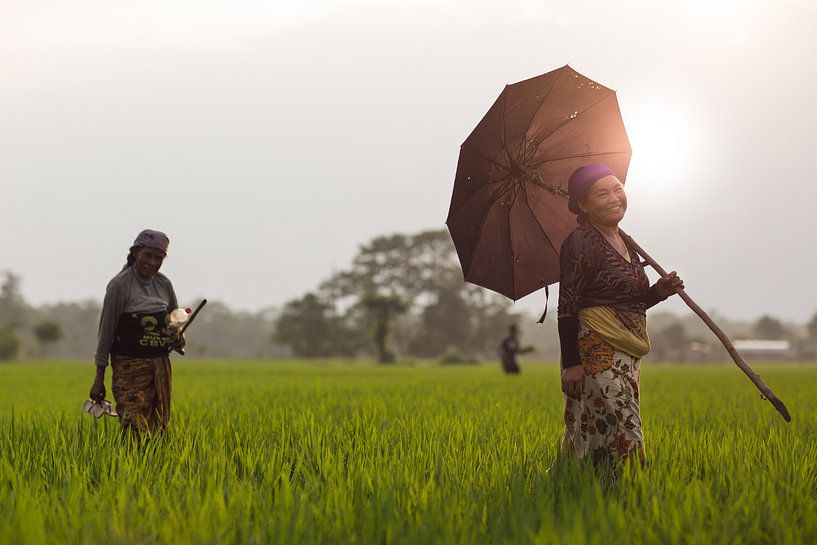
[578,175,627,227]
[134,246,166,279]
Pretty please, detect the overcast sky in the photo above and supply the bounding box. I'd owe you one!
[2,0,816,322]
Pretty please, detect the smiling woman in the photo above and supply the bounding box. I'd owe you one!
[133,246,167,279]
[557,164,685,474]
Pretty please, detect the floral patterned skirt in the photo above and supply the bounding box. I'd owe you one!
[111,354,172,437]
[561,323,646,466]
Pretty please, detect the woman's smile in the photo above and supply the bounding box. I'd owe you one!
[579,175,628,227]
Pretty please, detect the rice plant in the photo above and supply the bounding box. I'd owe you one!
[1,360,814,544]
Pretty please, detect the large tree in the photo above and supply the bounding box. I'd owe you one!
[411,286,472,357]
[312,229,519,360]
[274,293,361,358]
[358,292,407,363]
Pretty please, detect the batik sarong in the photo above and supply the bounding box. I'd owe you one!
[561,322,646,466]
[111,354,172,436]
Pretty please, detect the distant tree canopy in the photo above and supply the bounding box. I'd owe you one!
[807,312,817,343]
[753,315,788,340]
[0,271,27,328]
[274,293,361,358]
[0,325,20,361]
[652,322,687,361]
[0,272,27,361]
[276,229,521,361]
[33,320,63,357]
[33,320,63,345]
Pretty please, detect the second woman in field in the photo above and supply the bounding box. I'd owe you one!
[89,229,183,439]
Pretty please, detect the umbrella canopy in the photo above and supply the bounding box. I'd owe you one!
[446,65,632,301]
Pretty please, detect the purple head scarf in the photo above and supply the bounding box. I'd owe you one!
[131,229,170,254]
[566,164,617,214]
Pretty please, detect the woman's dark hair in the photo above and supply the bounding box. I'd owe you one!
[122,246,139,271]
[576,211,589,225]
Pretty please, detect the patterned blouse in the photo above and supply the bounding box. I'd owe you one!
[557,223,659,319]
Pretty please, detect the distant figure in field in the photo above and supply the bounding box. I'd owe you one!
[558,164,683,471]
[499,324,534,375]
[89,229,184,438]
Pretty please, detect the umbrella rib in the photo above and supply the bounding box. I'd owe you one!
[535,150,632,165]
[498,90,507,162]
[448,176,512,218]
[523,66,570,141]
[454,176,515,277]
[452,148,623,217]
[531,93,614,150]
[508,183,518,298]
[461,191,504,281]
[460,143,511,174]
[448,145,516,216]
[523,196,561,263]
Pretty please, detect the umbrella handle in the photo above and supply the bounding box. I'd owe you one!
[619,230,791,423]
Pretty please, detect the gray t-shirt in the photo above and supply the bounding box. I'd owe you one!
[94,265,178,367]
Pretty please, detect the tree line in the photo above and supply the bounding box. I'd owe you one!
[0,230,522,362]
[273,230,522,362]
[2,229,817,362]
[0,272,286,361]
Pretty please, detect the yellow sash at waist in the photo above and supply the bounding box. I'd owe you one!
[578,306,651,358]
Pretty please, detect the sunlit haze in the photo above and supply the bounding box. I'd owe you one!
[2,0,816,322]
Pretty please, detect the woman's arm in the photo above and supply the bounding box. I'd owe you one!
[90,277,125,401]
[90,365,106,402]
[558,317,581,367]
[557,234,589,399]
[94,279,125,367]
[558,317,584,399]
[557,234,589,368]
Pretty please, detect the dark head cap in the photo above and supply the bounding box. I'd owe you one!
[131,229,170,255]
[567,164,617,214]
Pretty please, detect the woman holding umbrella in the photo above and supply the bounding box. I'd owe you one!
[447,67,788,463]
[558,164,683,468]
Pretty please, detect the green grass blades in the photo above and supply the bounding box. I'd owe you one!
[0,361,815,545]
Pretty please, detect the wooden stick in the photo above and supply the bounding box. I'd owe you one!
[620,230,792,423]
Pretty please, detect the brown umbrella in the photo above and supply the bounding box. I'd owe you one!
[446,65,631,301]
[446,65,791,422]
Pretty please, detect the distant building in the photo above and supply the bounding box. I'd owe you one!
[733,339,794,360]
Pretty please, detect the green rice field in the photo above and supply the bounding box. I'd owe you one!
[1,360,815,545]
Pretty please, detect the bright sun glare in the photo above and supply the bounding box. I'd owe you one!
[623,100,707,204]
